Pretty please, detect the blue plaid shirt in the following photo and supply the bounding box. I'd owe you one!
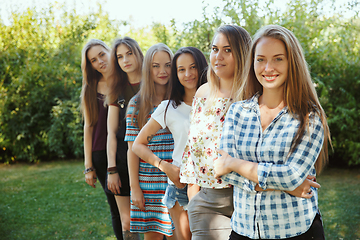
[220,94,324,239]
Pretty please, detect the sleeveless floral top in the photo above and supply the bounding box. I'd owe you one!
[180,97,232,189]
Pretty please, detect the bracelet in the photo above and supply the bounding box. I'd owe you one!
[108,171,118,175]
[83,166,95,174]
[158,159,163,168]
[107,167,117,172]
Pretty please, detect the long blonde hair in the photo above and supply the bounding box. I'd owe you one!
[207,25,251,107]
[240,25,331,174]
[80,39,111,126]
[105,37,143,105]
[131,43,174,129]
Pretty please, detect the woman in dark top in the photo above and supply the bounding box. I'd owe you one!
[105,37,143,240]
[80,39,123,239]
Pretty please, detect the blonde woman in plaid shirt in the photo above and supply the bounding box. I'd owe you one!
[214,25,331,239]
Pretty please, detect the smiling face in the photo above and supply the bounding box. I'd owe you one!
[254,37,288,92]
[176,53,199,92]
[87,45,110,74]
[116,43,138,74]
[151,51,171,86]
[210,33,235,81]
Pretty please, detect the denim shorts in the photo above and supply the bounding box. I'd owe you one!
[163,184,189,210]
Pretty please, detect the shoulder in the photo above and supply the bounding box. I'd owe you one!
[227,97,256,118]
[152,100,170,116]
[126,95,139,114]
[230,98,252,110]
[195,83,210,98]
[158,100,170,109]
[128,94,139,106]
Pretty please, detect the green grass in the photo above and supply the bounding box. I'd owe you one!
[0,160,359,240]
[318,168,360,239]
[0,160,117,240]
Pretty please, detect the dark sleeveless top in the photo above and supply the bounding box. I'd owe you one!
[92,93,108,151]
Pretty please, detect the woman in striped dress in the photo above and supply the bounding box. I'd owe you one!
[124,43,174,240]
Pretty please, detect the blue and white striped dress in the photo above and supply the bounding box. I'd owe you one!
[124,95,174,236]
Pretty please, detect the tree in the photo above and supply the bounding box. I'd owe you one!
[0,3,123,163]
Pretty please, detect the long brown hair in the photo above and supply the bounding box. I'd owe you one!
[105,37,143,105]
[168,47,208,106]
[207,25,252,108]
[164,47,208,123]
[80,39,110,126]
[241,25,331,174]
[131,43,173,129]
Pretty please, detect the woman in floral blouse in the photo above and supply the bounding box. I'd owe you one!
[179,25,252,240]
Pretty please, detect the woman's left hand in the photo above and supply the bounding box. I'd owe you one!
[285,175,320,198]
[85,170,97,188]
[214,149,232,179]
[107,173,122,195]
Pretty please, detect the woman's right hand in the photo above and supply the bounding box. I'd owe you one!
[85,171,97,188]
[107,173,122,195]
[160,161,186,189]
[131,186,145,210]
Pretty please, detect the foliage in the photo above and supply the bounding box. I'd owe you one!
[47,96,83,159]
[179,4,224,58]
[279,0,360,166]
[0,0,359,166]
[0,3,122,163]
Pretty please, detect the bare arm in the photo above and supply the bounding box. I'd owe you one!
[128,141,145,210]
[106,105,122,194]
[83,107,97,188]
[107,105,119,168]
[132,118,163,167]
[132,118,185,188]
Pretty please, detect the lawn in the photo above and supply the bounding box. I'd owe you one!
[0,159,359,240]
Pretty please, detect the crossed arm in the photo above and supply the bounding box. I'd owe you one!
[213,104,324,198]
[214,149,320,198]
[132,118,186,189]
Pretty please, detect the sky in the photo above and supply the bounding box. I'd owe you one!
[0,0,356,30]
[1,0,225,28]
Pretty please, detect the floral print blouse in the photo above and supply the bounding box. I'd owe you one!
[180,97,232,189]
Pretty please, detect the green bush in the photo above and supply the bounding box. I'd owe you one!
[0,4,121,163]
[0,0,359,167]
[47,96,83,159]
